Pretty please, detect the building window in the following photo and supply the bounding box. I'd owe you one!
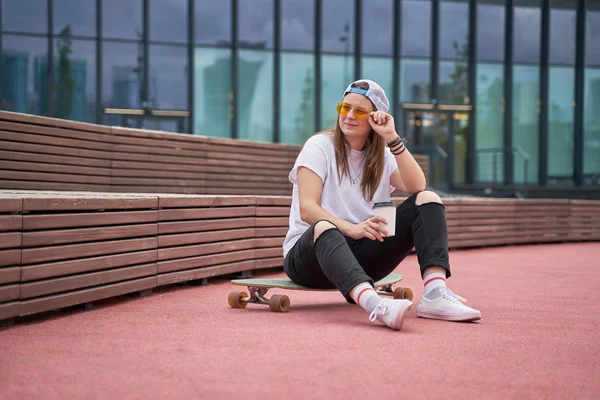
[238,0,273,49]
[322,0,355,54]
[193,48,232,138]
[513,66,540,183]
[148,45,188,110]
[237,50,273,142]
[149,0,188,43]
[281,0,314,51]
[52,37,96,122]
[584,1,600,184]
[361,0,393,56]
[438,0,469,105]
[401,0,431,58]
[195,0,231,46]
[321,54,355,130]
[1,35,48,115]
[102,0,143,40]
[280,53,315,144]
[476,63,504,183]
[53,0,96,38]
[1,0,47,34]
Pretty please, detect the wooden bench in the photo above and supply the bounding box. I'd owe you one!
[1,190,598,323]
[0,111,429,196]
[15,192,158,317]
[0,193,21,320]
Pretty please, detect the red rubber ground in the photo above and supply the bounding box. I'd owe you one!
[1,243,598,399]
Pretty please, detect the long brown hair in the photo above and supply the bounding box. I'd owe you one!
[327,81,386,202]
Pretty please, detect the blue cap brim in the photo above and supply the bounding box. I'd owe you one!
[346,87,368,96]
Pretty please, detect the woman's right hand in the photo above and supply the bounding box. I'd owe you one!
[348,216,389,242]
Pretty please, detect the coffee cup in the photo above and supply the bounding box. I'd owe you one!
[373,201,396,237]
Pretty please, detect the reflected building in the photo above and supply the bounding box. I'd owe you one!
[203,56,263,139]
[110,65,157,109]
[1,50,29,113]
[69,59,88,122]
[411,83,430,104]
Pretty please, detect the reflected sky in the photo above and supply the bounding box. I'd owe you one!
[1,0,590,62]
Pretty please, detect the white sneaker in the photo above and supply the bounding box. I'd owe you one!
[369,298,413,330]
[416,287,481,322]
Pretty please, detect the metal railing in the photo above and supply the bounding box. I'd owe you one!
[476,146,530,183]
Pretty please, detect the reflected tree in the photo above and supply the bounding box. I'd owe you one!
[449,39,469,104]
[294,68,315,143]
[55,25,75,119]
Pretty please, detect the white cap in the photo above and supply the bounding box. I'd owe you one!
[343,79,390,113]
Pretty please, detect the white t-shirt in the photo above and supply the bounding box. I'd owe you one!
[282,133,399,257]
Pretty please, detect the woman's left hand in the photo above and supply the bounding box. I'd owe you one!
[368,111,396,141]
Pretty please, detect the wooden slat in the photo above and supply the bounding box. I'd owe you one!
[22,196,158,212]
[22,237,157,265]
[0,284,20,302]
[255,227,288,237]
[19,276,156,317]
[0,249,20,268]
[255,207,291,217]
[158,217,255,235]
[0,302,19,320]
[0,232,21,249]
[4,159,107,182]
[111,177,205,187]
[255,257,284,269]
[0,129,112,152]
[23,210,157,230]
[255,248,282,259]
[0,267,20,284]
[21,250,157,281]
[157,249,256,274]
[255,238,284,248]
[0,111,111,133]
[157,239,255,261]
[256,217,289,227]
[203,187,289,195]
[158,207,255,221]
[255,197,293,206]
[0,149,111,169]
[158,196,256,208]
[112,160,289,177]
[158,228,255,248]
[22,224,158,247]
[0,180,113,192]
[157,260,256,286]
[0,139,112,161]
[0,197,22,212]
[20,263,157,299]
[0,160,112,178]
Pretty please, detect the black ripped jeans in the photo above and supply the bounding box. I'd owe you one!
[283,193,451,302]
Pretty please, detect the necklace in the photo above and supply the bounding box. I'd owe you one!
[348,156,365,185]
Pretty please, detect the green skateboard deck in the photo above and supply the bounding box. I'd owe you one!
[232,273,404,291]
[228,273,413,313]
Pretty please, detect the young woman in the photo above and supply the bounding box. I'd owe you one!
[282,79,481,330]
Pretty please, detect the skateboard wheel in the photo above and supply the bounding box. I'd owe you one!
[269,294,290,313]
[393,287,413,301]
[228,291,248,308]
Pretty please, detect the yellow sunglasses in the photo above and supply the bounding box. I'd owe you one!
[336,102,371,122]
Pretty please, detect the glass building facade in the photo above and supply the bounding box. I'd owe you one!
[1,0,599,190]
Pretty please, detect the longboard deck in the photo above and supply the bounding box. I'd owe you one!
[231,273,404,291]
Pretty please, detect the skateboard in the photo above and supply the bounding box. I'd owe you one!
[227,273,413,313]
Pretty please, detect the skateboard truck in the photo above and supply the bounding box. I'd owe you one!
[377,283,413,300]
[229,287,291,313]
